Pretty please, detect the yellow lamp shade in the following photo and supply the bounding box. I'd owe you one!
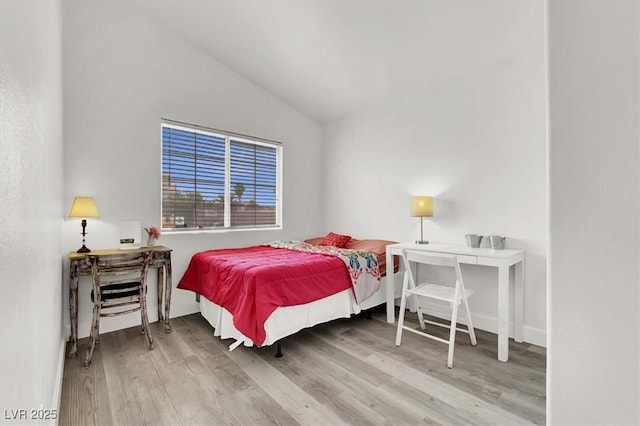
[410,196,433,217]
[69,196,99,218]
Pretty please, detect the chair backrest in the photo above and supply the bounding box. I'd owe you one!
[400,249,464,289]
[89,251,152,278]
[88,251,152,311]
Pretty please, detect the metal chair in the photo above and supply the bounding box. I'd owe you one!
[395,249,477,368]
[84,251,153,367]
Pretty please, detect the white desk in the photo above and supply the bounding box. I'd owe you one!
[386,242,524,362]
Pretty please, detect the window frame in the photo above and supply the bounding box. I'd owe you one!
[160,119,283,233]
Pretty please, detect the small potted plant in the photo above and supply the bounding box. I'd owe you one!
[145,226,161,247]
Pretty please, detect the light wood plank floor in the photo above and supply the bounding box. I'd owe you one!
[60,307,545,425]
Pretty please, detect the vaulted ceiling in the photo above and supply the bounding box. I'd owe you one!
[133,1,538,123]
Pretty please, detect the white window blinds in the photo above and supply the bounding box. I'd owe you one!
[161,120,281,231]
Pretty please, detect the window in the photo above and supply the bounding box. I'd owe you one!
[161,120,282,231]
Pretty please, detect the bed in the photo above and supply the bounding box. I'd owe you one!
[177,234,401,353]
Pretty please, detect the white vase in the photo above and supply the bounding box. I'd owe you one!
[146,235,155,247]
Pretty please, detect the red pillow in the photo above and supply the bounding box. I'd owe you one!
[318,232,352,248]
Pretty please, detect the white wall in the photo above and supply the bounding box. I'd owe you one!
[548,1,640,424]
[62,2,323,338]
[0,0,65,417]
[322,3,547,345]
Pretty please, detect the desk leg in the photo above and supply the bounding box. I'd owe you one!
[157,267,164,322]
[514,260,524,343]
[163,259,172,333]
[68,262,79,358]
[386,251,395,323]
[497,265,509,362]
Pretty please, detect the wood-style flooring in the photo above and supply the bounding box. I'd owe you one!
[59,307,545,425]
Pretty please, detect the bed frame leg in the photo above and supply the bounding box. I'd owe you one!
[275,342,283,358]
[365,311,372,320]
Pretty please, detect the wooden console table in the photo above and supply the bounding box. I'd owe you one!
[67,246,172,358]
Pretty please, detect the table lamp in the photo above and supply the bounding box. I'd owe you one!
[69,196,99,253]
[410,195,433,244]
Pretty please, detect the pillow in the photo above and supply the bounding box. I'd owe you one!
[344,239,397,255]
[304,237,324,246]
[318,232,352,248]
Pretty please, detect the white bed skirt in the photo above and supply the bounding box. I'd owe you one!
[199,273,402,348]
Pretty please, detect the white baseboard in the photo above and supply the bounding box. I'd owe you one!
[405,301,547,348]
[523,325,547,348]
[73,297,547,348]
[471,311,547,348]
[76,301,201,339]
[52,335,66,426]
[169,300,200,318]
[135,299,551,347]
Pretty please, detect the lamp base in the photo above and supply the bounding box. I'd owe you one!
[415,240,430,245]
[77,245,91,253]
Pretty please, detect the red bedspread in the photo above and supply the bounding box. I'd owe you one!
[177,246,352,346]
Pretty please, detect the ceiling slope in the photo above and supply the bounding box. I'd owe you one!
[133,0,540,122]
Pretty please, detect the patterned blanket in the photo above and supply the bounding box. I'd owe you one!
[266,240,382,303]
